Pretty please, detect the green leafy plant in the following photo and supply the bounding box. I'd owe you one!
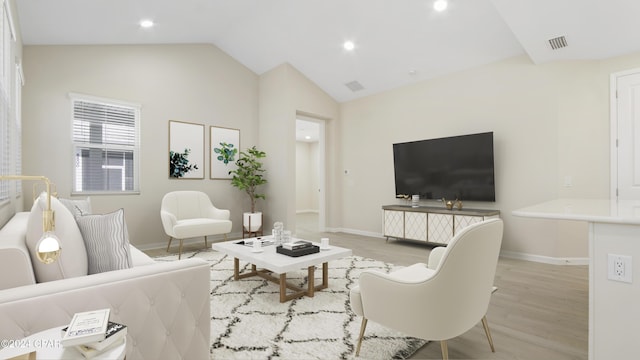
[169,149,198,178]
[229,146,267,213]
[214,142,238,165]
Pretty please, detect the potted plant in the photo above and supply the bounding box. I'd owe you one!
[228,146,267,236]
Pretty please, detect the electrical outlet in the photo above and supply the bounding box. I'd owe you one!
[608,254,632,283]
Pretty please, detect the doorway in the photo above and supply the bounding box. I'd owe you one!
[295,115,326,238]
[611,69,640,200]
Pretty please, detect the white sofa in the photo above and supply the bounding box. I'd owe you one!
[0,209,211,360]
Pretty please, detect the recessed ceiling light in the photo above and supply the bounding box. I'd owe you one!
[305,135,311,140]
[433,0,448,12]
[140,19,154,28]
[343,40,355,51]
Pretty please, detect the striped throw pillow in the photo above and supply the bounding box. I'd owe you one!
[76,209,133,274]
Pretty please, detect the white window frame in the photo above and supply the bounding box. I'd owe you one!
[0,0,16,203]
[13,61,22,196]
[70,93,141,195]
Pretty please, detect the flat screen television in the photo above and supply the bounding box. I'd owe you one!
[393,132,495,202]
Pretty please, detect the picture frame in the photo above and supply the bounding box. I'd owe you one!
[168,120,205,179]
[210,126,240,179]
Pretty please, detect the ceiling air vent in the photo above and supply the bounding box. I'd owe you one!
[345,80,364,92]
[548,36,568,50]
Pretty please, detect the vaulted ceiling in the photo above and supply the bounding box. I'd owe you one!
[16,0,640,103]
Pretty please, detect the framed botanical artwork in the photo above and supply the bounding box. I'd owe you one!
[210,126,240,179]
[168,120,204,179]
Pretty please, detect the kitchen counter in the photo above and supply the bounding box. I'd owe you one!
[514,198,640,360]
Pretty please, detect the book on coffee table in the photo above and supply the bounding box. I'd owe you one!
[241,238,274,247]
[281,240,312,250]
[277,245,320,257]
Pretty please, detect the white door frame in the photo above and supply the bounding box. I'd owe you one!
[610,67,640,200]
[296,112,327,231]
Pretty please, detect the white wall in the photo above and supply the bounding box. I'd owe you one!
[338,54,637,260]
[259,64,339,232]
[22,44,259,248]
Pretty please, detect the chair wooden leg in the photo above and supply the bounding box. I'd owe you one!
[355,318,368,357]
[481,315,495,352]
[224,233,228,240]
[166,237,173,252]
[178,239,184,260]
[204,235,208,248]
[440,340,448,360]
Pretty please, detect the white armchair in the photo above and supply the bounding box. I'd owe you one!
[350,218,503,359]
[160,191,232,259]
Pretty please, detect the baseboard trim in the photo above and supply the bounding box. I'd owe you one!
[296,210,319,214]
[326,227,384,239]
[135,232,243,251]
[500,250,589,266]
[331,228,589,266]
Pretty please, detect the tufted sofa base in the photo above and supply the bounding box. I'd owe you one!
[0,212,211,360]
[0,258,210,360]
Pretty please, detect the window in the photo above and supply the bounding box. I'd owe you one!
[0,0,16,202]
[71,94,140,194]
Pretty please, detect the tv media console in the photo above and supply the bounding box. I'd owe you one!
[382,205,500,245]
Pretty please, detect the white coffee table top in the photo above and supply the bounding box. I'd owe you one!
[212,237,352,274]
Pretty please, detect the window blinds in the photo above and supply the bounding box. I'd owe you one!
[72,96,140,193]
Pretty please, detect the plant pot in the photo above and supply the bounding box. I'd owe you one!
[243,212,263,232]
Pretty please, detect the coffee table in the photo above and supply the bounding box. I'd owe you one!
[212,238,352,302]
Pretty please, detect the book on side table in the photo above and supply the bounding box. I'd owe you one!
[62,321,127,359]
[75,340,124,359]
[61,309,110,347]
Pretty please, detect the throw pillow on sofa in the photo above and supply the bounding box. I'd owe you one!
[59,197,92,218]
[26,193,89,282]
[76,208,133,274]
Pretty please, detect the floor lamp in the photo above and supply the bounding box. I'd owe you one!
[0,175,61,264]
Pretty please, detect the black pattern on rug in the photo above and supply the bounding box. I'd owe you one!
[155,249,427,359]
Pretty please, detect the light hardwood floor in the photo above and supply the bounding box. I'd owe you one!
[148,213,589,360]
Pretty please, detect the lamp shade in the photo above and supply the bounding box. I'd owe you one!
[36,231,61,264]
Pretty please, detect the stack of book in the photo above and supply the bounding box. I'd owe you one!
[61,309,127,358]
[281,240,313,250]
[277,240,319,257]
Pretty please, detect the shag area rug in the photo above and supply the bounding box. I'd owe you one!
[154,249,427,359]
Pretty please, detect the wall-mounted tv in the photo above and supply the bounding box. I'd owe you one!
[393,132,496,202]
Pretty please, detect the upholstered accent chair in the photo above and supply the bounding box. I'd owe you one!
[350,218,503,359]
[160,191,232,259]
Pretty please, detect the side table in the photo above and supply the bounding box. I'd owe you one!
[0,325,126,359]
